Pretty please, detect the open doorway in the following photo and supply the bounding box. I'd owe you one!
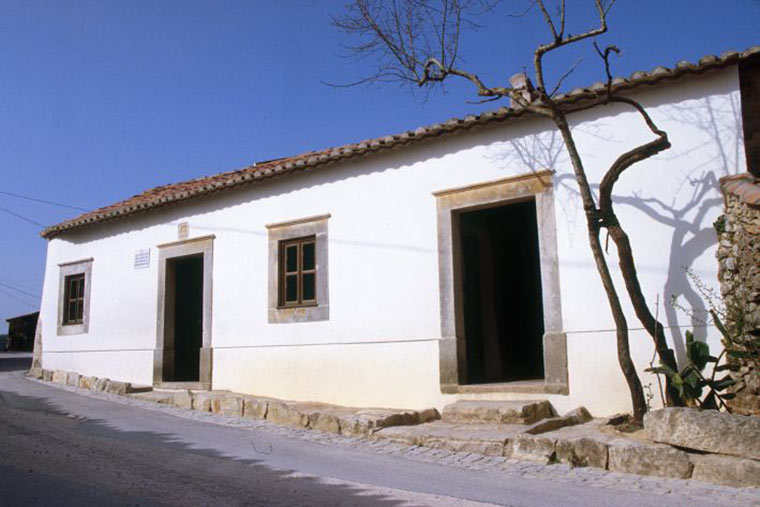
[163,254,204,382]
[458,198,545,384]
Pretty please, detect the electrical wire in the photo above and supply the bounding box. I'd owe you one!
[0,287,39,309]
[0,206,46,227]
[0,190,89,211]
[0,281,40,299]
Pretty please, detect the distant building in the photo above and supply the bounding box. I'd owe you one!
[5,312,39,352]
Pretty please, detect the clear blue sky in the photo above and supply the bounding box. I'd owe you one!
[1,0,758,331]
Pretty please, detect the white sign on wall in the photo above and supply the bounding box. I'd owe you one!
[134,249,150,269]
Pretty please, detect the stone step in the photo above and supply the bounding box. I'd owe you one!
[441,399,555,425]
[126,384,153,394]
[376,421,524,456]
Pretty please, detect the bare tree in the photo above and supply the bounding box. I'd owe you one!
[334,0,684,422]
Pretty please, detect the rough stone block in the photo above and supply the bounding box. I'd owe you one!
[417,408,441,424]
[172,390,193,410]
[51,370,68,385]
[344,407,441,436]
[78,376,96,390]
[242,397,269,420]
[426,437,506,456]
[93,378,110,392]
[129,391,174,404]
[66,372,81,387]
[563,406,593,424]
[555,437,608,469]
[192,392,214,412]
[308,412,341,434]
[266,401,309,428]
[42,369,53,382]
[691,454,760,488]
[507,434,556,463]
[608,442,692,479]
[524,416,575,435]
[211,394,244,417]
[105,380,130,396]
[645,407,760,460]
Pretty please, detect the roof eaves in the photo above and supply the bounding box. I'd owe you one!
[41,46,760,239]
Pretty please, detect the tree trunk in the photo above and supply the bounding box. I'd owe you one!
[553,112,648,422]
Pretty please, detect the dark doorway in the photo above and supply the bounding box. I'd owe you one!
[459,198,545,384]
[166,254,203,382]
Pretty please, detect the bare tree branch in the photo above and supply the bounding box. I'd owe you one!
[333,0,683,421]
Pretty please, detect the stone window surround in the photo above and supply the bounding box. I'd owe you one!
[267,214,330,323]
[154,235,215,390]
[433,170,568,395]
[57,258,93,336]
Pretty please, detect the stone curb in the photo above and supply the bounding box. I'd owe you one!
[29,368,760,492]
[36,368,440,438]
[24,371,760,504]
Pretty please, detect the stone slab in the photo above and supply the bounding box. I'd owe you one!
[65,372,81,387]
[93,377,110,392]
[129,391,175,404]
[172,390,193,410]
[645,407,760,460]
[375,421,519,456]
[191,391,215,412]
[211,394,244,417]
[507,434,557,463]
[78,376,96,390]
[691,453,760,488]
[105,381,131,396]
[608,440,692,479]
[555,437,608,469]
[51,370,67,385]
[266,400,310,429]
[442,400,554,425]
[242,397,269,420]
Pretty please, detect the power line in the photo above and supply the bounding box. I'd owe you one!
[0,281,40,299]
[0,287,39,310]
[0,206,46,228]
[0,190,89,211]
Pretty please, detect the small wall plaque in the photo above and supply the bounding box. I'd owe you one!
[178,222,189,240]
[134,249,150,269]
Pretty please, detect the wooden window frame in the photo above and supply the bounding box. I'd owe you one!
[267,214,329,323]
[57,258,93,336]
[278,236,317,308]
[62,273,86,325]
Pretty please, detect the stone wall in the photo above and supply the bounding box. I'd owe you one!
[717,173,760,415]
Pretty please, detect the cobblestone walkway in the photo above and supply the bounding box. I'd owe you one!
[33,377,760,506]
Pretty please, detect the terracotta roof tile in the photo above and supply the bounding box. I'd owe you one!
[41,46,760,238]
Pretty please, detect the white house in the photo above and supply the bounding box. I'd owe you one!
[36,48,758,417]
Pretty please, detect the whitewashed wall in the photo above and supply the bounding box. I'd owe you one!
[39,68,745,416]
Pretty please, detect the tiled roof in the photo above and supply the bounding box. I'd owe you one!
[42,46,760,238]
[721,173,760,205]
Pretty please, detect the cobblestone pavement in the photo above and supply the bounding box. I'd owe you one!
[30,377,760,506]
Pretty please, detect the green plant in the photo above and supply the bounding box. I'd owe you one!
[713,214,726,235]
[646,320,736,410]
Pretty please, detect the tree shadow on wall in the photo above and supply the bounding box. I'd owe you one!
[482,91,744,365]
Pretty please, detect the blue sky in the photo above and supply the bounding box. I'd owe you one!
[1,0,759,331]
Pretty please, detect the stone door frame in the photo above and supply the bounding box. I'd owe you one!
[154,235,215,390]
[433,171,568,395]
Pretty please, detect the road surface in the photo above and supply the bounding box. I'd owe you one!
[0,353,755,506]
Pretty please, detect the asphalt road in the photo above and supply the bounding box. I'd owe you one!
[0,354,749,507]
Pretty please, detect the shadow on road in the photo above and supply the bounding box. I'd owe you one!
[0,383,420,507]
[0,354,32,372]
